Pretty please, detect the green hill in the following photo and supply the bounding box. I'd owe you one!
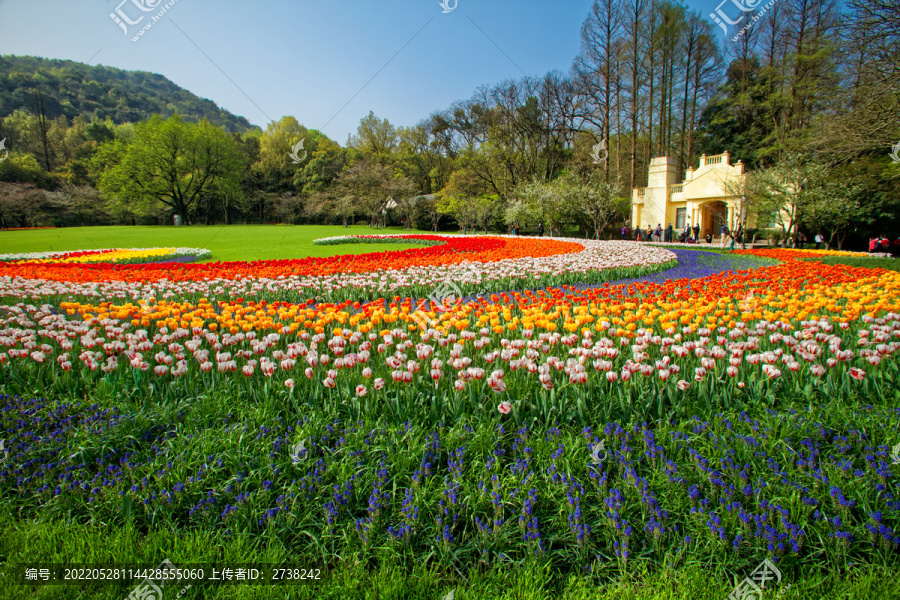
[0,55,257,133]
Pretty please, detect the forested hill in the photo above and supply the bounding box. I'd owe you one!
[0,55,257,133]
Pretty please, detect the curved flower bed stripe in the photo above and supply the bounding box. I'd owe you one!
[734,248,893,260]
[0,239,677,305]
[0,236,580,283]
[313,235,443,247]
[0,247,211,264]
[0,226,55,231]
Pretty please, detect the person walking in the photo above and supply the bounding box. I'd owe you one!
[814,232,824,250]
[654,224,662,242]
[735,225,744,250]
[621,224,630,240]
[720,223,731,249]
[537,222,544,237]
[646,225,653,242]
[666,223,673,243]
[692,223,700,243]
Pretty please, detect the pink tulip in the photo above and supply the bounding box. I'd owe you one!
[322,377,336,388]
[374,377,385,390]
[676,380,690,391]
[242,365,254,376]
[285,378,295,389]
[498,401,512,414]
[356,384,367,397]
[154,365,168,377]
[849,367,865,380]
[762,364,781,379]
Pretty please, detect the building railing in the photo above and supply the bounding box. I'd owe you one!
[670,184,683,194]
[700,153,729,167]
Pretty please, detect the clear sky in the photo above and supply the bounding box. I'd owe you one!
[0,0,712,142]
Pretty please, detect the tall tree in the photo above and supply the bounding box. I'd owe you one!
[96,115,245,224]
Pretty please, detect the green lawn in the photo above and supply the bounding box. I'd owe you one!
[800,255,900,272]
[0,225,437,262]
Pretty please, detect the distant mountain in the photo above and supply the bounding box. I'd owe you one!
[0,55,258,133]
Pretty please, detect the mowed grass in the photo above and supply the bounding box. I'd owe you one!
[0,224,437,262]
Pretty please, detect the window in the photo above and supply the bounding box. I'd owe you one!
[676,208,686,229]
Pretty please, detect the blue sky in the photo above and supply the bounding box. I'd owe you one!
[0,0,712,142]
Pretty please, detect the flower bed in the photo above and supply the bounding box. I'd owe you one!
[1,393,897,574]
[0,246,896,425]
[0,237,677,305]
[0,247,211,264]
[1,235,899,588]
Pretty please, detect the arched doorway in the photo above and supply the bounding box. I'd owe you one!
[700,201,727,239]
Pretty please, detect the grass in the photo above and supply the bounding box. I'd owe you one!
[801,255,900,272]
[3,511,900,599]
[0,224,438,262]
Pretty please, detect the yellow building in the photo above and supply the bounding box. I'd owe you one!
[631,152,747,238]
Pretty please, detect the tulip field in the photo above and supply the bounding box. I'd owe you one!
[1,230,899,599]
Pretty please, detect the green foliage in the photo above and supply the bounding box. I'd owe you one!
[698,58,784,169]
[508,172,628,238]
[0,152,57,189]
[0,55,256,133]
[96,115,246,224]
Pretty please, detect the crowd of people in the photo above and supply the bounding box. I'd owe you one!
[514,221,897,256]
[620,221,745,250]
[869,236,900,256]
